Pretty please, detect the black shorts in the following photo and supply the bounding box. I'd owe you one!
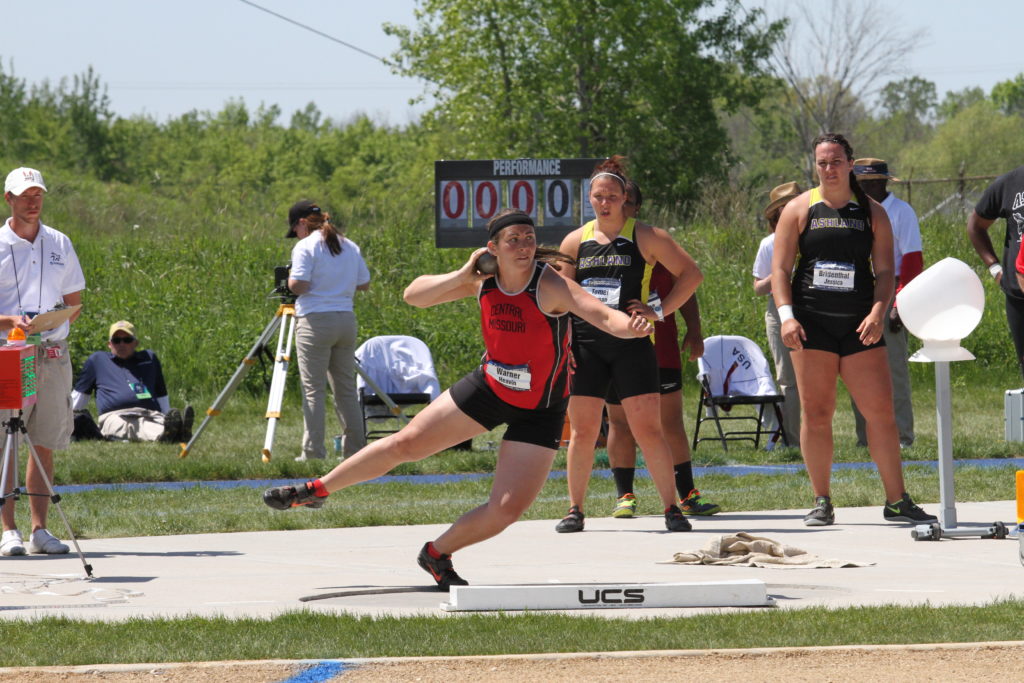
[797,310,885,357]
[571,336,659,400]
[606,367,682,405]
[449,369,566,449]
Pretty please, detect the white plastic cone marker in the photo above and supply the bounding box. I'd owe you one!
[896,257,984,362]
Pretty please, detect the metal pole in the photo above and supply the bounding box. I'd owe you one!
[354,361,407,419]
[934,361,957,528]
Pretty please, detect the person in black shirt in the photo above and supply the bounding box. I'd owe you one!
[71,320,193,442]
[967,165,1024,376]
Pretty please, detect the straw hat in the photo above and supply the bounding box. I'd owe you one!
[853,158,900,181]
[763,181,803,220]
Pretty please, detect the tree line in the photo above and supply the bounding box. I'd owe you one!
[3,0,1024,391]
[3,0,1024,217]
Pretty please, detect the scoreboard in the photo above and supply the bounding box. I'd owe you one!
[434,158,603,247]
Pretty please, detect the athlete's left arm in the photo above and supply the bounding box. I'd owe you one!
[859,202,895,344]
[637,224,703,320]
[678,295,704,361]
[539,268,652,339]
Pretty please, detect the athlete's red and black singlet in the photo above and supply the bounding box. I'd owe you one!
[792,187,875,317]
[573,218,653,344]
[478,262,571,410]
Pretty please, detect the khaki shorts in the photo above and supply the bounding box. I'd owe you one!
[4,341,74,451]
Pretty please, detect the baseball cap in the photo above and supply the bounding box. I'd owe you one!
[5,167,47,196]
[853,158,900,181]
[108,320,137,340]
[285,200,321,238]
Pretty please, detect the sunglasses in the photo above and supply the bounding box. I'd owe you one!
[111,336,135,344]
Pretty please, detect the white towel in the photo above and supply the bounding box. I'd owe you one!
[669,532,874,569]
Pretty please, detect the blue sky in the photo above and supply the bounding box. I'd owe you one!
[3,1,1022,125]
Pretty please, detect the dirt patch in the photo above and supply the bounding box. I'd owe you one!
[2,643,1023,682]
[344,643,1024,682]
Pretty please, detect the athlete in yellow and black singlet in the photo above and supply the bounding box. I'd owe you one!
[573,218,653,341]
[792,187,875,317]
[571,217,659,399]
[792,187,881,356]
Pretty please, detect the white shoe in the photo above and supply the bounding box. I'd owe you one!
[27,528,69,555]
[1,529,26,556]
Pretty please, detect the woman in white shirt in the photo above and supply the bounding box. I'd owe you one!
[286,200,370,460]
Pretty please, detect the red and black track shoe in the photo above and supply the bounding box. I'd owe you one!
[262,482,325,510]
[417,542,469,591]
[665,504,692,532]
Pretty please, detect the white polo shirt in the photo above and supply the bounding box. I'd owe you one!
[752,233,775,280]
[289,233,370,316]
[880,193,923,279]
[0,219,86,341]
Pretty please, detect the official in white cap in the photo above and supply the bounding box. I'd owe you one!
[1,166,86,556]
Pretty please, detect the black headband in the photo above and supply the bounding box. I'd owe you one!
[488,212,534,238]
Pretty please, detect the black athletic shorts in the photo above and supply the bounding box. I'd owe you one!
[449,368,566,449]
[797,309,885,357]
[605,367,682,405]
[571,336,659,400]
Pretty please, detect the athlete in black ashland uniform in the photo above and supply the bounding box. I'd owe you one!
[555,156,703,533]
[772,133,936,528]
[263,209,653,590]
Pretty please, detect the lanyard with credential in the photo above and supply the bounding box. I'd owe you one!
[9,234,45,317]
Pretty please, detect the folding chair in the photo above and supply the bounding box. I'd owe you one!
[692,335,788,451]
[355,335,441,441]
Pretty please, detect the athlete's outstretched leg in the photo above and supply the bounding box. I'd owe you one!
[433,440,556,554]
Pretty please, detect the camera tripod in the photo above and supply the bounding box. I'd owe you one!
[1,411,93,577]
[179,303,410,461]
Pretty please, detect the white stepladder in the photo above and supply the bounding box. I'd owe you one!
[179,303,410,461]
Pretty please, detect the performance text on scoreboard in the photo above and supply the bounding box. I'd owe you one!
[434,157,603,247]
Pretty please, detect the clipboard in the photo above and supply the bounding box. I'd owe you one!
[27,305,81,334]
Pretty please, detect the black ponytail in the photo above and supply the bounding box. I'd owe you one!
[849,172,872,231]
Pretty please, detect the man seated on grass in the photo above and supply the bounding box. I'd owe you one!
[71,320,193,443]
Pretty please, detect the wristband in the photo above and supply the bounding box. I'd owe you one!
[778,304,795,323]
[646,292,665,322]
[989,263,1004,278]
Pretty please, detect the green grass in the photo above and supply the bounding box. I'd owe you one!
[48,359,1024,491]
[1,601,1022,667]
